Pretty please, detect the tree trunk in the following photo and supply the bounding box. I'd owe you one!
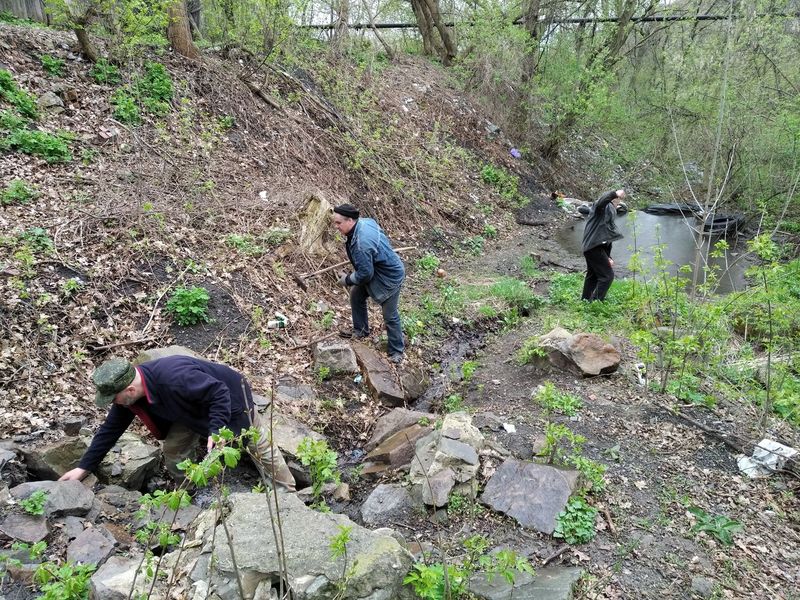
[363,0,395,60]
[409,0,437,57]
[167,0,200,59]
[422,0,456,65]
[74,26,98,62]
[333,0,349,47]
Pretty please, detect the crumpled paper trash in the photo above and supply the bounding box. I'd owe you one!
[737,438,798,478]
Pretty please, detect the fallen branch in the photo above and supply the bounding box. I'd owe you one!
[89,337,157,352]
[541,544,570,566]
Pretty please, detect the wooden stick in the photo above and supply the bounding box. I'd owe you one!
[299,246,418,279]
[541,544,570,566]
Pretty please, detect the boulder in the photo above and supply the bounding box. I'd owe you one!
[271,413,325,457]
[10,480,94,517]
[0,513,48,543]
[37,91,64,113]
[313,341,359,374]
[398,367,429,401]
[352,343,405,406]
[67,526,116,566]
[195,492,414,600]
[20,437,88,480]
[480,458,579,534]
[361,484,414,527]
[90,555,162,600]
[97,433,160,490]
[409,413,485,507]
[366,408,435,452]
[538,328,620,376]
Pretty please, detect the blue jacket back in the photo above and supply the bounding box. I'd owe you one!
[346,218,405,303]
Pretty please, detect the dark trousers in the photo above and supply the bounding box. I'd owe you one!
[582,244,614,301]
[350,285,404,356]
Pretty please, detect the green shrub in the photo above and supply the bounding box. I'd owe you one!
[462,235,485,255]
[3,129,72,162]
[226,234,262,255]
[111,89,140,124]
[517,337,547,364]
[262,227,292,246]
[444,393,464,413]
[34,561,95,600]
[166,286,211,326]
[403,563,467,600]
[688,507,742,545]
[480,164,527,207]
[89,59,121,85]
[535,381,582,416]
[0,109,25,131]
[20,490,48,515]
[554,496,598,544]
[416,252,440,275]
[296,437,339,510]
[21,227,53,253]
[0,69,38,119]
[40,55,65,77]
[1,179,37,205]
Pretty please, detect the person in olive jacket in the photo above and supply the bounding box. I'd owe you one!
[59,355,296,490]
[581,189,626,301]
[332,203,406,363]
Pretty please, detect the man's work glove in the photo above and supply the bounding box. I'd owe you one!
[337,272,350,288]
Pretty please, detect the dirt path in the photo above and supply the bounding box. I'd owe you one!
[414,220,800,599]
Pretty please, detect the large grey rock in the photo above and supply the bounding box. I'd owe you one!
[361,484,414,526]
[20,437,88,480]
[67,526,116,566]
[313,341,359,374]
[271,414,324,456]
[469,566,582,599]
[203,492,413,600]
[538,328,620,376]
[422,468,455,507]
[90,555,162,600]
[352,343,405,406]
[10,480,94,517]
[480,458,579,534]
[95,485,142,509]
[37,91,64,112]
[365,423,431,470]
[135,345,199,364]
[97,433,160,490]
[366,408,435,452]
[0,513,48,543]
[398,367,429,401]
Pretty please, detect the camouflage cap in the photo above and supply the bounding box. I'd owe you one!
[92,358,135,407]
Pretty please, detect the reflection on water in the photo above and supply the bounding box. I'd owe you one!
[555,211,748,294]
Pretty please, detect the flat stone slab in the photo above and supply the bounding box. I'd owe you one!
[313,340,359,374]
[90,554,161,600]
[97,432,160,490]
[366,423,431,469]
[10,480,95,517]
[67,526,116,566]
[352,343,405,406]
[469,566,583,599]
[0,513,48,543]
[21,437,88,480]
[360,484,414,526]
[480,458,579,534]
[366,408,435,452]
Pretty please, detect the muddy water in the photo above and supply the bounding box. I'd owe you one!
[555,211,749,293]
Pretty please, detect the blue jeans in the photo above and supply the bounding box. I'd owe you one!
[350,285,404,356]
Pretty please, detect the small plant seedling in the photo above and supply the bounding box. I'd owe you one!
[535,381,583,416]
[166,286,211,326]
[1,179,37,205]
[554,496,598,544]
[444,393,464,413]
[416,252,440,275]
[89,59,121,84]
[20,490,48,515]
[688,507,742,545]
[461,360,478,382]
[40,55,64,76]
[315,365,332,383]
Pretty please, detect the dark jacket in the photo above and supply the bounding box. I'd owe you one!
[78,356,254,472]
[582,191,623,253]
[345,218,405,303]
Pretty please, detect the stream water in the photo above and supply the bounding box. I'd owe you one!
[555,211,750,294]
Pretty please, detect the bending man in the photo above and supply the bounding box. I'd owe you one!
[581,189,625,302]
[332,203,406,363]
[59,355,296,490]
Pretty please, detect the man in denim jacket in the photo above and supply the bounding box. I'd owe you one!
[332,204,406,363]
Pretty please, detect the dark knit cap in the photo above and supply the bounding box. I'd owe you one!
[333,204,360,220]
[93,358,135,407]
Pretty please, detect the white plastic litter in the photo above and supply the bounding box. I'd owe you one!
[502,423,516,434]
[737,438,798,478]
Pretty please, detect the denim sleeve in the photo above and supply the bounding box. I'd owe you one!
[348,235,377,286]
